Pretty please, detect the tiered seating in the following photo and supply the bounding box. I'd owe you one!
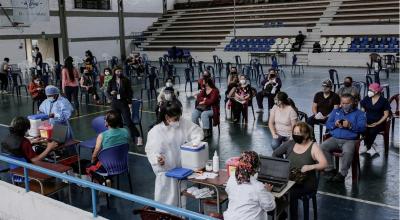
[348,36,399,53]
[328,0,400,26]
[319,36,399,53]
[141,0,329,51]
[270,37,296,52]
[224,38,276,52]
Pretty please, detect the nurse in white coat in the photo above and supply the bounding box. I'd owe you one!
[146,100,204,206]
[224,151,276,220]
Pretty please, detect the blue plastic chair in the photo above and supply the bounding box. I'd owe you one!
[1,154,26,183]
[95,144,133,207]
[79,116,108,153]
[131,99,144,138]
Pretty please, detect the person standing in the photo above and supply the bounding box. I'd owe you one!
[146,100,203,206]
[0,57,10,94]
[62,56,80,116]
[107,66,142,145]
[33,47,43,77]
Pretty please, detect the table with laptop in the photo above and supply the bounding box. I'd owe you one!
[177,156,295,218]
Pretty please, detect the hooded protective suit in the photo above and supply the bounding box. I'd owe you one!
[145,118,203,206]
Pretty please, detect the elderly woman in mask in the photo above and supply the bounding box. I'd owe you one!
[223,151,276,220]
[39,85,74,139]
[360,83,390,154]
[156,78,181,118]
[228,75,251,123]
[145,100,203,207]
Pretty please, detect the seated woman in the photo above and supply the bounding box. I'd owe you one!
[272,122,327,220]
[80,68,101,104]
[197,70,211,90]
[256,69,282,113]
[1,116,57,163]
[227,66,238,85]
[269,92,298,150]
[87,110,129,182]
[156,78,180,117]
[192,78,220,138]
[360,83,390,154]
[223,151,276,220]
[228,75,251,123]
[28,76,46,111]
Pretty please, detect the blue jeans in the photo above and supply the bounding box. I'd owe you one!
[191,109,213,129]
[271,135,289,150]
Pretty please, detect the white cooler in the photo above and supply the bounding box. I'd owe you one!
[180,142,209,170]
[27,114,49,137]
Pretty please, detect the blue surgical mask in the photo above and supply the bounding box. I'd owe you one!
[342,104,352,113]
[48,97,56,102]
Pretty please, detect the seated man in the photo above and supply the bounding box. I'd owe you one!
[337,76,360,102]
[292,31,305,52]
[307,79,340,127]
[321,93,366,182]
[1,117,58,163]
[312,41,322,53]
[256,69,282,113]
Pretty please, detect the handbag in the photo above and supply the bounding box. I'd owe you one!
[289,167,307,184]
[196,104,211,112]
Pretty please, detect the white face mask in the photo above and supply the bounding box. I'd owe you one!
[169,121,180,128]
[34,80,40,84]
[166,82,173,87]
[165,93,172,101]
[240,80,246,85]
[48,97,56,102]
[104,71,110,76]
[367,91,375,98]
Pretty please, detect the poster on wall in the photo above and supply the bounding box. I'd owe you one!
[11,0,50,25]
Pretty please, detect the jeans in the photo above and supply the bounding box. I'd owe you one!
[64,86,79,112]
[271,135,289,150]
[320,137,356,176]
[191,109,213,129]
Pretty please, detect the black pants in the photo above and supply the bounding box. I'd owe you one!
[306,115,327,127]
[232,100,248,122]
[256,91,276,110]
[86,87,100,101]
[0,74,8,91]
[364,123,385,149]
[65,86,79,113]
[111,100,140,138]
[289,184,316,220]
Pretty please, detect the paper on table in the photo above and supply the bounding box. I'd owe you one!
[189,172,219,180]
[315,112,324,120]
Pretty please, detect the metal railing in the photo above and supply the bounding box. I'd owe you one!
[0,155,214,220]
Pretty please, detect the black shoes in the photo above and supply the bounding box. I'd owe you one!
[330,173,346,183]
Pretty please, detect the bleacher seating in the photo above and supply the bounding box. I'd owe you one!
[319,36,399,53]
[224,38,275,52]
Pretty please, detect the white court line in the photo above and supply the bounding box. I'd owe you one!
[0,123,9,127]
[317,191,400,210]
[128,151,147,158]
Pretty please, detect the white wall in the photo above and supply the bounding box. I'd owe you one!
[124,0,163,13]
[0,40,27,63]
[125,17,158,35]
[0,181,107,220]
[66,17,119,38]
[69,40,121,60]
[0,16,60,36]
[236,27,307,37]
[320,25,399,36]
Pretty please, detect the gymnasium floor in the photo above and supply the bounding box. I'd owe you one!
[0,64,398,219]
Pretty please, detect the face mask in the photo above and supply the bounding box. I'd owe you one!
[322,86,330,93]
[165,93,172,101]
[274,99,280,106]
[269,74,276,79]
[240,80,246,85]
[292,134,304,144]
[116,73,122,78]
[169,121,180,128]
[342,104,352,113]
[367,91,375,98]
[48,97,55,102]
[104,71,110,76]
[344,82,352,87]
[166,82,173,87]
[34,80,40,84]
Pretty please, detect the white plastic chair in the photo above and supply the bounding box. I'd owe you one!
[270,44,278,52]
[344,37,352,45]
[340,44,349,52]
[336,37,344,45]
[278,44,286,52]
[289,38,296,44]
[320,37,327,45]
[284,43,292,52]
[323,44,332,52]
[282,38,289,45]
[331,44,341,52]
[327,37,335,45]
[275,38,282,45]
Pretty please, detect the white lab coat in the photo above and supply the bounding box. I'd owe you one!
[145,118,204,207]
[223,175,276,220]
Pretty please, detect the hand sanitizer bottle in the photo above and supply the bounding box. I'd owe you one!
[213,151,219,173]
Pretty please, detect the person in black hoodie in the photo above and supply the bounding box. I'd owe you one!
[1,117,57,163]
[107,66,142,145]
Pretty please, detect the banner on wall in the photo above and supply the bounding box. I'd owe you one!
[12,0,50,25]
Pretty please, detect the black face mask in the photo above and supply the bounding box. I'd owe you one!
[292,134,304,144]
[344,82,351,87]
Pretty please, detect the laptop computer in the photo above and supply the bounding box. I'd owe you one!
[257,156,290,193]
[49,124,68,144]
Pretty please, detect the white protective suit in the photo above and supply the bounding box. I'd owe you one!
[145,118,204,206]
[223,175,276,220]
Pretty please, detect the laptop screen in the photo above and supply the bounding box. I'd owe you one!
[51,124,68,143]
[259,156,290,181]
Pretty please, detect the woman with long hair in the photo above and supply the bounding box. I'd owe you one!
[62,56,80,115]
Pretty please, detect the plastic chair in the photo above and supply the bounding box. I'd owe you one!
[235,55,242,70]
[206,66,221,87]
[328,69,340,92]
[184,68,193,93]
[131,99,144,138]
[166,64,181,85]
[198,61,205,79]
[389,94,399,137]
[11,73,28,96]
[79,116,108,152]
[297,111,308,122]
[213,55,219,70]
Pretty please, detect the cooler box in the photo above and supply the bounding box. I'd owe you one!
[225,157,240,177]
[27,114,49,137]
[180,142,209,170]
[38,123,53,139]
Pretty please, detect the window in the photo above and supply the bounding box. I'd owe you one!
[74,0,111,10]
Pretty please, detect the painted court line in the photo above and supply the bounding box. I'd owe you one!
[70,109,111,120]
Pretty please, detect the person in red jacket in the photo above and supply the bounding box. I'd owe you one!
[192,77,220,138]
[28,76,46,111]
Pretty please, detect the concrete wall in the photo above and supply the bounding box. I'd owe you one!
[0,181,107,220]
[320,25,399,36]
[236,27,307,37]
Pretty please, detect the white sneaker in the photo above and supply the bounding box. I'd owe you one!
[136,137,143,146]
[3,90,8,94]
